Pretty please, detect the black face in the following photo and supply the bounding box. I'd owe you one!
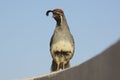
[53,12,61,26]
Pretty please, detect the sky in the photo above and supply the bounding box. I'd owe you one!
[0,0,120,80]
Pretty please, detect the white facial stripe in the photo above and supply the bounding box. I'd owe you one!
[60,15,62,25]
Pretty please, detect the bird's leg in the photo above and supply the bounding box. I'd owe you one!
[57,62,60,71]
[62,63,65,69]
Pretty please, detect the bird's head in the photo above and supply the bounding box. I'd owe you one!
[46,9,64,25]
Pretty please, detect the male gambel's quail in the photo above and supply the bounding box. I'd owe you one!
[46,9,75,72]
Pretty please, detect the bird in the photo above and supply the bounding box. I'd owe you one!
[46,9,75,72]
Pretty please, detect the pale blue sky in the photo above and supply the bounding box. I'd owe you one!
[0,0,120,80]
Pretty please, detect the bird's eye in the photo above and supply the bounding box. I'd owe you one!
[53,12,60,15]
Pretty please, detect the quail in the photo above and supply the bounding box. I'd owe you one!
[46,9,75,72]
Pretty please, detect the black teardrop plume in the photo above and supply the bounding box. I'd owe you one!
[46,10,53,16]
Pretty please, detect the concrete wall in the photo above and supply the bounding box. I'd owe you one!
[24,40,120,80]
